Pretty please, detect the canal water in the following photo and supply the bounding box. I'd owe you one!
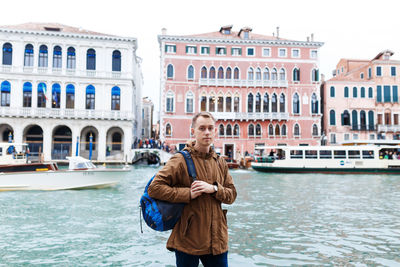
[1,166,400,266]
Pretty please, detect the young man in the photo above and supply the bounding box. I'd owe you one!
[148,112,237,267]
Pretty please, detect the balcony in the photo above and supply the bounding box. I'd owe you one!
[210,112,289,121]
[199,78,288,88]
[377,124,400,132]
[0,107,134,121]
[351,124,375,131]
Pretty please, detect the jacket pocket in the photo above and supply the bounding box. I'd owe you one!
[181,212,194,236]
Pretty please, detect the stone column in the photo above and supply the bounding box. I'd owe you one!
[42,123,52,161]
[97,126,106,162]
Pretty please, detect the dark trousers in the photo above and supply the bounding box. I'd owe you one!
[175,250,228,267]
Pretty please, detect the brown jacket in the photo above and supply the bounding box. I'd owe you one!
[147,141,237,255]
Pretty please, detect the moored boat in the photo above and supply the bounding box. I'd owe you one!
[252,145,400,174]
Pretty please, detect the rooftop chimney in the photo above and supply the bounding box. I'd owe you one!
[307,36,310,42]
[276,26,280,39]
[161,28,167,35]
[311,33,314,42]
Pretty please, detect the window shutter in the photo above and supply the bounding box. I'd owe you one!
[215,47,218,54]
[239,48,242,55]
[377,85,382,102]
[165,45,168,52]
[298,69,300,81]
[173,45,176,53]
[393,85,398,102]
[341,113,344,125]
[231,48,234,55]
[194,47,197,54]
[185,46,188,53]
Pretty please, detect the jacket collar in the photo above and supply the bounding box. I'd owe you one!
[184,140,218,160]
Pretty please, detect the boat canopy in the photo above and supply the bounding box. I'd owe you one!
[66,156,96,170]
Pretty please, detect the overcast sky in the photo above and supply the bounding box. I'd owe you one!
[2,0,400,114]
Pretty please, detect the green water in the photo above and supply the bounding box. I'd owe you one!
[1,166,400,266]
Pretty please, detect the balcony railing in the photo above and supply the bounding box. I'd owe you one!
[210,112,289,121]
[0,107,134,121]
[351,124,375,131]
[377,124,400,132]
[199,78,288,88]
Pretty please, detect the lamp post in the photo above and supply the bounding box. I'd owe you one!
[8,131,12,143]
[76,136,79,156]
[89,133,93,160]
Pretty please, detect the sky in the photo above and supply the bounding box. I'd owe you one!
[2,0,400,114]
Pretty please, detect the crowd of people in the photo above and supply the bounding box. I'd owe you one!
[133,138,177,153]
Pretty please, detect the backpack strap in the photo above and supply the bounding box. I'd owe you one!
[178,151,197,181]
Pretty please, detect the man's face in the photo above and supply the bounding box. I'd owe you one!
[191,116,216,148]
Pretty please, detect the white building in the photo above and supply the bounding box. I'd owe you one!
[0,23,142,162]
[141,97,154,139]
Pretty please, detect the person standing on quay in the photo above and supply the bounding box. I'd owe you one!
[148,111,237,267]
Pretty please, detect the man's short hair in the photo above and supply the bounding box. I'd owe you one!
[191,112,216,128]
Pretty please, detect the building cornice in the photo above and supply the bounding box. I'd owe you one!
[158,35,324,48]
[0,28,137,44]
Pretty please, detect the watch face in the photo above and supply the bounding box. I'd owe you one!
[214,185,218,192]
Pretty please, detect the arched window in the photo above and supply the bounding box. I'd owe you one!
[255,93,261,112]
[112,50,121,72]
[53,46,62,68]
[353,87,357,98]
[200,93,207,111]
[111,86,121,110]
[219,124,225,136]
[282,124,287,136]
[67,47,76,69]
[273,125,281,138]
[247,67,254,80]
[226,124,232,136]
[368,110,374,130]
[233,124,239,136]
[217,94,224,112]
[271,68,277,80]
[263,93,269,112]
[234,95,240,112]
[352,110,358,129]
[23,82,32,107]
[294,124,300,136]
[24,44,34,67]
[167,64,174,78]
[271,93,277,112]
[361,87,365,98]
[256,68,261,80]
[293,93,300,114]
[312,69,319,82]
[112,132,122,151]
[208,94,216,112]
[311,93,318,114]
[165,123,172,136]
[360,110,366,130]
[263,68,270,80]
[368,87,373,98]
[2,43,12,65]
[312,124,318,136]
[188,65,194,80]
[186,91,194,113]
[218,67,224,79]
[37,82,47,108]
[1,81,11,107]
[248,124,254,136]
[209,67,216,79]
[86,49,96,70]
[268,124,274,136]
[226,94,232,112]
[256,124,261,136]
[166,91,174,112]
[342,110,350,125]
[52,83,61,108]
[201,66,207,79]
[66,84,75,109]
[279,94,285,113]
[330,110,336,125]
[248,93,254,112]
[279,68,286,80]
[86,85,95,110]
[330,86,335,97]
[226,67,232,79]
[234,67,240,79]
[38,45,48,67]
[344,86,349,98]
[293,68,300,81]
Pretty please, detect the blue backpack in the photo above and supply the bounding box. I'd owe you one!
[140,150,197,232]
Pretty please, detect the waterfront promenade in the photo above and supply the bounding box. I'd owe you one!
[1,166,399,265]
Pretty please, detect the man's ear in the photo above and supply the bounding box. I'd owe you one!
[191,127,195,136]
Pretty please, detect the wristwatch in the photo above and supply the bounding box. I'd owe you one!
[213,185,218,192]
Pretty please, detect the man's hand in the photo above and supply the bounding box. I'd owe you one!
[190,181,215,199]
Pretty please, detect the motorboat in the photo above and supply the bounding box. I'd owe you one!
[0,142,130,191]
[252,144,400,174]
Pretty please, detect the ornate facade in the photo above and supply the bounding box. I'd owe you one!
[0,23,142,162]
[159,26,323,157]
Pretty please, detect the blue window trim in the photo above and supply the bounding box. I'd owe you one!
[52,83,61,93]
[23,82,32,92]
[86,85,95,94]
[38,83,46,93]
[1,81,11,92]
[111,86,120,96]
[66,84,75,94]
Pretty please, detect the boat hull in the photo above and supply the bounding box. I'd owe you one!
[0,169,129,191]
[252,165,400,174]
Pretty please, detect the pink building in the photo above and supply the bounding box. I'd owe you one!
[158,26,324,157]
[323,50,400,144]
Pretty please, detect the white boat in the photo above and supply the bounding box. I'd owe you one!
[251,145,400,174]
[0,142,130,191]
